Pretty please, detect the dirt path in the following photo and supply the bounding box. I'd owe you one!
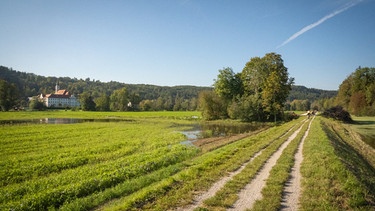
[280,116,314,210]
[178,121,303,211]
[228,122,306,211]
[179,151,263,211]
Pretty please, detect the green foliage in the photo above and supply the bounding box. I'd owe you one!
[336,66,375,116]
[287,85,337,102]
[204,52,294,122]
[95,93,110,111]
[110,87,129,111]
[213,67,243,101]
[198,91,227,120]
[0,79,19,111]
[28,96,46,111]
[289,99,311,111]
[79,92,96,111]
[0,66,211,111]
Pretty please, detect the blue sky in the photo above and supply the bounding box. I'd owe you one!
[1,0,374,90]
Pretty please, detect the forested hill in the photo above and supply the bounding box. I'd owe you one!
[287,85,337,102]
[1,66,336,104]
[0,66,211,100]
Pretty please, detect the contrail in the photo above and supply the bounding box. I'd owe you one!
[277,0,363,48]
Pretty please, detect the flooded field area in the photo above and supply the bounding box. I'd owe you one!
[180,122,267,147]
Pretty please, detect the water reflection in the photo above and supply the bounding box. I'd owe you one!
[180,123,263,146]
[0,118,134,125]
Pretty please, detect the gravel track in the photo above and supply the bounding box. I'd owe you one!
[180,151,263,211]
[228,121,306,211]
[175,119,308,211]
[280,116,314,210]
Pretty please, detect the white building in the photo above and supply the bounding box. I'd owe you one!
[43,84,80,108]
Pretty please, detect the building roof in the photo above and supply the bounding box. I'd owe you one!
[45,89,74,99]
[56,89,69,95]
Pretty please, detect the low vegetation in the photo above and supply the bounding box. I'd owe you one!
[1,111,374,210]
[300,117,375,210]
[350,116,375,150]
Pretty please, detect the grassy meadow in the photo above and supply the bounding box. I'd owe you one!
[350,116,375,149]
[0,111,201,210]
[1,111,374,210]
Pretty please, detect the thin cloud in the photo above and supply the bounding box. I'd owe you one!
[277,0,363,49]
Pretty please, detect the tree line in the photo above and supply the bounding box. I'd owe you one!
[0,64,339,113]
[335,66,375,116]
[0,66,209,111]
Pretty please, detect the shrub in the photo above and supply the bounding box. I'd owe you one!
[322,106,353,123]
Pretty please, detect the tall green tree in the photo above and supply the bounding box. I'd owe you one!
[79,92,96,111]
[336,66,375,116]
[242,53,293,121]
[198,90,227,120]
[213,67,243,101]
[110,87,129,111]
[29,96,45,111]
[0,79,18,111]
[95,93,110,111]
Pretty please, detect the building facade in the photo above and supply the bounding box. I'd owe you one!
[43,84,80,108]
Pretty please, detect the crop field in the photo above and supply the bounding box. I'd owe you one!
[1,111,374,210]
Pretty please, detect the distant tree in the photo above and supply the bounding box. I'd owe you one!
[173,95,183,111]
[29,97,45,111]
[198,90,227,120]
[110,87,129,111]
[0,79,18,111]
[290,99,311,111]
[80,92,96,111]
[336,66,375,116]
[349,92,367,116]
[188,97,198,111]
[139,99,154,111]
[95,93,110,111]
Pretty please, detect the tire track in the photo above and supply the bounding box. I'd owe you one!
[177,120,305,211]
[179,150,263,211]
[228,121,306,211]
[280,116,314,210]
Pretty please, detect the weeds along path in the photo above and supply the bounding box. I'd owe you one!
[228,120,307,211]
[280,116,314,210]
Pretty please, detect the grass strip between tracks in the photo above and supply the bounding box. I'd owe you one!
[199,119,306,210]
[251,118,311,210]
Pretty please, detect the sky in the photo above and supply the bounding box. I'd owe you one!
[1,0,374,90]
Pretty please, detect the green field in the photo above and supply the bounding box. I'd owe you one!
[1,111,374,210]
[350,116,375,148]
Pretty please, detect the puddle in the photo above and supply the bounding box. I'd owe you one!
[180,130,201,146]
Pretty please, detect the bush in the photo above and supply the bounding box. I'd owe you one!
[322,106,353,123]
[283,112,299,121]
